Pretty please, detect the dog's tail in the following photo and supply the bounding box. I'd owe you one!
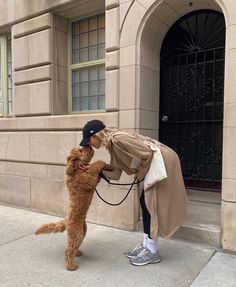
[35,219,66,235]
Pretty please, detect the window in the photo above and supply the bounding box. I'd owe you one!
[69,13,105,112]
[0,34,12,116]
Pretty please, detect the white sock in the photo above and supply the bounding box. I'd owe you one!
[142,233,148,247]
[147,238,158,254]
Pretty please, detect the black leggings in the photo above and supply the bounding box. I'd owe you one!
[139,190,151,238]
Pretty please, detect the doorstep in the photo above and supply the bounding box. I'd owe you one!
[173,189,221,247]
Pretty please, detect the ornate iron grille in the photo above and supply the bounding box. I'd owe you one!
[160,10,225,191]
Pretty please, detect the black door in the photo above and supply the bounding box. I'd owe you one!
[160,10,225,191]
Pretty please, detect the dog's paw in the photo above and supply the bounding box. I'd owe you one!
[103,164,113,171]
[75,250,83,257]
[66,263,79,271]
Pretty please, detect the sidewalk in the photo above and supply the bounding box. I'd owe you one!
[0,204,235,287]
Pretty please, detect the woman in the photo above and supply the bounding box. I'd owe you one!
[79,119,187,266]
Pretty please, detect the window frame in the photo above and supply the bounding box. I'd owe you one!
[0,34,12,117]
[68,13,106,114]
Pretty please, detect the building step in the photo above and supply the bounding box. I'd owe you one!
[174,193,221,247]
[174,220,221,247]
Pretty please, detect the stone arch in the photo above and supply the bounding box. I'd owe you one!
[137,0,226,136]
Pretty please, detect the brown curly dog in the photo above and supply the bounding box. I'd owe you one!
[35,145,112,271]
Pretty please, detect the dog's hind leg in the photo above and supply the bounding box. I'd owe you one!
[65,220,85,271]
[75,221,87,257]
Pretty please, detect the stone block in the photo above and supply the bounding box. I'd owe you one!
[16,117,47,130]
[221,201,236,251]
[225,0,236,25]
[0,161,6,173]
[222,178,236,202]
[29,29,52,67]
[0,0,15,28]
[87,184,140,230]
[47,165,66,180]
[106,50,119,70]
[53,80,68,115]
[119,65,136,109]
[14,0,46,22]
[52,13,68,33]
[226,25,236,50]
[224,103,236,127]
[14,84,30,116]
[120,1,146,47]
[140,66,159,111]
[12,13,52,38]
[119,109,136,129]
[152,1,179,26]
[53,65,67,82]
[139,110,159,130]
[29,81,52,115]
[30,132,76,164]
[139,46,159,71]
[12,36,29,70]
[14,65,52,85]
[106,8,119,51]
[0,133,9,160]
[46,112,119,130]
[6,132,30,161]
[120,45,136,67]
[106,0,119,10]
[0,174,30,208]
[177,2,212,17]
[53,29,68,67]
[105,70,119,111]
[5,162,47,178]
[31,178,68,216]
[222,127,236,179]
[224,50,236,104]
[140,14,168,52]
[119,1,133,30]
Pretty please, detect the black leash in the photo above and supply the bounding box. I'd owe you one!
[95,173,144,206]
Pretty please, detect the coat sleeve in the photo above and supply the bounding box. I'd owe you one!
[101,168,122,180]
[113,135,153,180]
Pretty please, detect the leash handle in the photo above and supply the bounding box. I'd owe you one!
[95,177,139,206]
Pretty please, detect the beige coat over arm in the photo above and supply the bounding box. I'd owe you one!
[102,130,187,240]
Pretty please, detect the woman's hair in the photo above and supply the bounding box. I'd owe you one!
[96,127,118,147]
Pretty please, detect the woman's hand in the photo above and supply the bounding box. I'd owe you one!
[78,163,90,171]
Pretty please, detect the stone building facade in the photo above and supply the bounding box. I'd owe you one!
[0,0,235,252]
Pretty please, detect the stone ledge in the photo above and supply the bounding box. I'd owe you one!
[12,13,52,39]
[0,113,119,131]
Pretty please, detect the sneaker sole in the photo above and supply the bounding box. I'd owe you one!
[130,258,161,266]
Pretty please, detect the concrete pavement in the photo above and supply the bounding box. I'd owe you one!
[0,204,235,287]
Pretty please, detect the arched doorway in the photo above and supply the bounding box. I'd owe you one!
[160,10,225,191]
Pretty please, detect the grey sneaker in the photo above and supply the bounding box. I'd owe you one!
[130,247,161,266]
[124,244,145,259]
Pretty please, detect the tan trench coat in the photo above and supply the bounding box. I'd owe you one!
[102,131,187,240]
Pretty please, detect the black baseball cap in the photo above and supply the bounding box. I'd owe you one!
[80,120,106,147]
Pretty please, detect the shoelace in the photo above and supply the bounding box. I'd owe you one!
[136,247,150,258]
[131,244,143,253]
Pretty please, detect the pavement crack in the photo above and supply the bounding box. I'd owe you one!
[0,232,34,247]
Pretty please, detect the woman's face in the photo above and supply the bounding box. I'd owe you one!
[89,135,102,149]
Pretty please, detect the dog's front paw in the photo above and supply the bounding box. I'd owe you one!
[103,164,113,171]
[66,262,79,271]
